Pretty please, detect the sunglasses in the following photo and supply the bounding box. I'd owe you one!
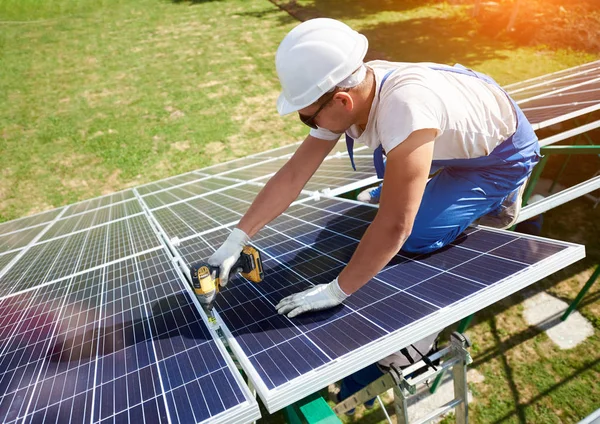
[298,91,337,130]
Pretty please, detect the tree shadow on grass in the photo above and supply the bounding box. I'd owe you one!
[269,0,512,66]
[359,16,510,66]
[170,0,223,4]
[269,0,439,22]
[270,0,600,55]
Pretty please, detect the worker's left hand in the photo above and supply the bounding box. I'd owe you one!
[276,277,349,318]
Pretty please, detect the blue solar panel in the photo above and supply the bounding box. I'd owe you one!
[0,252,19,274]
[0,226,45,254]
[140,177,237,210]
[136,173,206,197]
[0,249,258,424]
[0,208,64,237]
[173,198,583,411]
[61,190,136,218]
[0,215,162,299]
[40,199,144,241]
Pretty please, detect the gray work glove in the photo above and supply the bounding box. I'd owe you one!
[276,277,349,318]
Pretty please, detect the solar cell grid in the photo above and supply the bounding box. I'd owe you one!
[0,209,63,237]
[248,139,364,160]
[136,173,206,197]
[507,61,600,97]
[520,79,600,127]
[0,226,45,254]
[200,157,286,176]
[305,156,375,192]
[0,238,69,299]
[0,248,259,424]
[216,159,290,181]
[248,143,301,159]
[151,184,270,241]
[142,177,240,210]
[253,156,376,193]
[0,215,161,300]
[76,226,109,274]
[61,190,135,218]
[0,252,19,274]
[172,198,582,412]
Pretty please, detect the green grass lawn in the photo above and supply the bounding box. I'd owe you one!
[1,0,599,423]
[0,0,307,221]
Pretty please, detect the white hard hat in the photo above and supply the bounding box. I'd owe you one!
[275,18,369,116]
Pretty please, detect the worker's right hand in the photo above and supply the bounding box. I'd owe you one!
[208,228,250,287]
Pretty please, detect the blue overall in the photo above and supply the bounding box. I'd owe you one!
[346,64,540,254]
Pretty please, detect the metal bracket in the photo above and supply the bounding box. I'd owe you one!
[334,332,472,423]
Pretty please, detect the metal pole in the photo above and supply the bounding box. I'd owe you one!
[549,154,571,193]
[429,315,474,394]
[541,145,600,154]
[393,387,410,424]
[453,355,469,424]
[561,265,600,321]
[523,154,549,206]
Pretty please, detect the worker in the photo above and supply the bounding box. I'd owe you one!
[207,17,539,409]
[209,16,539,312]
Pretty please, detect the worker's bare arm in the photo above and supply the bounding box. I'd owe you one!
[237,135,337,237]
[338,129,437,294]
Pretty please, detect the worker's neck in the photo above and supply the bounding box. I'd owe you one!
[353,67,376,130]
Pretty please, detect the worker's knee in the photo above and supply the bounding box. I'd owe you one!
[401,236,442,255]
[402,226,461,254]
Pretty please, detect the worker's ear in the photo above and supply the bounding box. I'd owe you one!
[334,91,354,111]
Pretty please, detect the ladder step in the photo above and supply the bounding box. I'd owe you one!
[412,398,463,424]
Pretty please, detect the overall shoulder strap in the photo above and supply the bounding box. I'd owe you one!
[346,69,395,178]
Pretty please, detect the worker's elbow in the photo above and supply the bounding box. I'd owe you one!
[382,221,412,248]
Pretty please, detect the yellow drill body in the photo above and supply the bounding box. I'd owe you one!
[190,246,263,312]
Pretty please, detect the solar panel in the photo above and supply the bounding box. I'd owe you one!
[40,199,145,242]
[519,80,600,129]
[140,177,242,210]
[61,190,136,218]
[0,251,19,273]
[255,155,377,194]
[0,214,162,299]
[172,198,584,412]
[248,142,302,159]
[0,226,48,254]
[148,183,311,243]
[2,60,598,421]
[136,172,208,197]
[0,248,259,424]
[199,141,369,188]
[0,208,64,237]
[201,158,290,179]
[504,62,600,129]
[506,60,600,96]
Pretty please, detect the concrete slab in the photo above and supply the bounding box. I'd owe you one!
[523,291,594,349]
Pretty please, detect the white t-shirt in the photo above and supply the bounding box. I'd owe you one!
[310,60,517,160]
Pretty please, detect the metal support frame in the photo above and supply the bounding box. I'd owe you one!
[429,315,473,394]
[521,145,600,317]
[393,333,472,424]
[561,264,600,321]
[331,332,471,424]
